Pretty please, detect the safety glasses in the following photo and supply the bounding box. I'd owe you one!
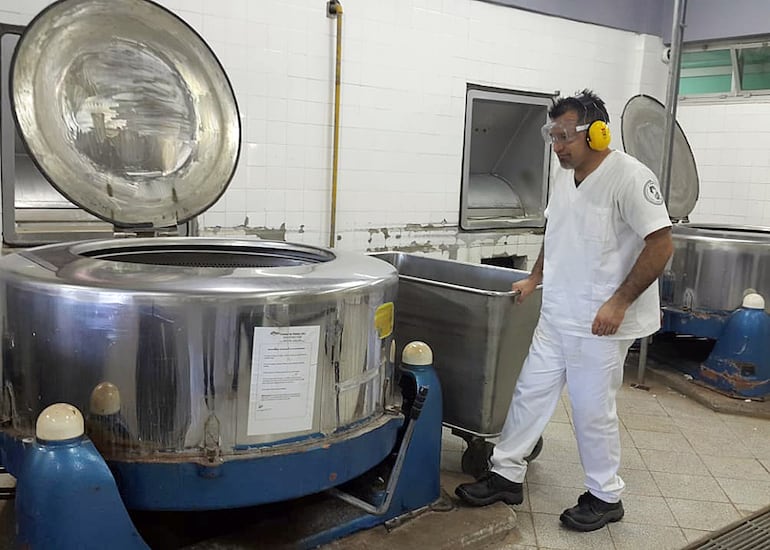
[541,121,590,145]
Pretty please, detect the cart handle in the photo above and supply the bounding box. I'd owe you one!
[398,274,522,298]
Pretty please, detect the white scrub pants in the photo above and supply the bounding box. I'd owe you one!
[490,317,633,503]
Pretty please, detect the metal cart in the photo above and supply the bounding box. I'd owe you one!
[372,252,544,478]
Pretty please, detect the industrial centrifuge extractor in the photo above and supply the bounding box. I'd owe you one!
[0,0,442,548]
[622,94,770,399]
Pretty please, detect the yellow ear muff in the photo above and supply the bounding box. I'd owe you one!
[586,120,611,151]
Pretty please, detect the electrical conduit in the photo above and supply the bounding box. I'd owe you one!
[328,1,343,247]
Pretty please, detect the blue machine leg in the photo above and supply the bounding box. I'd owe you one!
[700,304,770,399]
[662,297,770,400]
[15,436,149,549]
[299,342,443,548]
[385,357,443,513]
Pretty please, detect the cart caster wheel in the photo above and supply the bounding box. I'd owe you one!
[461,438,494,479]
[525,436,544,462]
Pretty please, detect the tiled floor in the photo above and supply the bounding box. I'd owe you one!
[440,364,770,550]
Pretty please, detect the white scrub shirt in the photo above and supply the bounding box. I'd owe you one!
[541,150,672,339]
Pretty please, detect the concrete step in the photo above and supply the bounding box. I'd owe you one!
[324,471,518,550]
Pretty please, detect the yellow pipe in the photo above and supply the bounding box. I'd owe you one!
[329,2,343,248]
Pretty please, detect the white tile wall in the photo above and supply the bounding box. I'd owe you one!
[0,0,670,265]
[677,103,770,226]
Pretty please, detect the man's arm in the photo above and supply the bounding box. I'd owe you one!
[512,242,544,303]
[592,226,673,336]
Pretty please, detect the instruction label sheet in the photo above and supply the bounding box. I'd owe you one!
[247,325,320,436]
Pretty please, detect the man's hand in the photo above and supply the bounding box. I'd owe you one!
[592,296,628,336]
[512,277,539,304]
[591,226,673,336]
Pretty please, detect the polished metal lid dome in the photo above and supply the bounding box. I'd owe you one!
[621,94,699,221]
[11,0,241,228]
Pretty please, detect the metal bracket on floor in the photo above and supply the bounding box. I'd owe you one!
[328,386,428,515]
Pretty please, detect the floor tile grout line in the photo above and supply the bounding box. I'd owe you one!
[712,476,767,510]
[525,481,544,550]
[642,467,727,479]
[701,461,770,482]
[663,497,744,512]
[604,514,620,550]
[660,495,746,506]
[523,477,532,514]
[660,491,687,534]
[660,499,740,533]
[647,446,692,533]
[626,429,698,453]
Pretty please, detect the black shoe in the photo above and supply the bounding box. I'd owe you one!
[455,472,523,506]
[560,491,624,532]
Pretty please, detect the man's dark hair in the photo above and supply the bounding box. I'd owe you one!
[549,89,609,125]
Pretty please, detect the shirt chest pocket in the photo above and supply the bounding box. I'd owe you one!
[582,206,612,243]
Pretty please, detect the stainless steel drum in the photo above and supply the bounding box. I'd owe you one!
[664,224,770,313]
[0,238,397,460]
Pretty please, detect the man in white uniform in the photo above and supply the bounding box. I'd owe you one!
[456,90,673,532]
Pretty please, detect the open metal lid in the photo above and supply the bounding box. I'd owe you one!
[11,0,241,228]
[621,94,698,221]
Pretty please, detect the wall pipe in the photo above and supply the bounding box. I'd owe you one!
[328,1,343,248]
[661,0,687,209]
[637,0,687,387]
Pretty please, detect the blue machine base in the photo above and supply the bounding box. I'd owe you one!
[112,416,403,511]
[660,307,730,339]
[0,364,442,549]
[661,307,770,400]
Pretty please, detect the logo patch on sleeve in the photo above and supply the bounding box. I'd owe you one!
[643,180,663,205]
